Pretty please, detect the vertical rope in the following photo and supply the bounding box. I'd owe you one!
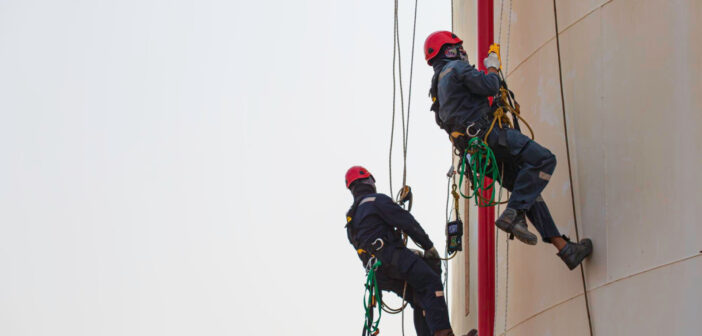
[451,0,455,32]
[395,0,406,186]
[495,2,505,333]
[498,0,505,44]
[502,232,509,335]
[389,0,398,198]
[444,172,453,313]
[402,0,418,187]
[389,0,417,194]
[552,1,594,335]
[504,0,512,75]
[496,2,513,333]
[398,3,407,318]
[388,1,420,332]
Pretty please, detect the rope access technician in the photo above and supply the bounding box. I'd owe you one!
[345,166,455,336]
[423,31,592,270]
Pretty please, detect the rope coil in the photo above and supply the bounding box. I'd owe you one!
[457,137,505,207]
[363,259,383,336]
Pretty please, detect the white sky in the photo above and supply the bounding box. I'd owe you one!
[0,1,453,335]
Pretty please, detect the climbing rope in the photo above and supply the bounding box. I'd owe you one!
[388,0,399,198]
[379,2,421,331]
[389,0,418,200]
[457,137,505,207]
[493,163,512,334]
[443,170,453,307]
[363,258,383,336]
[484,86,535,143]
[552,1,594,334]
[480,42,535,144]
[495,3,513,333]
[402,0,418,188]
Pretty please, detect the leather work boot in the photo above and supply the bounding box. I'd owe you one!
[558,238,593,270]
[434,329,454,336]
[495,208,538,245]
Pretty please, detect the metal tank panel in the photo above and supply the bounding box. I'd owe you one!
[497,39,586,331]
[451,0,702,334]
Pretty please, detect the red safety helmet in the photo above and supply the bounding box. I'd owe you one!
[424,31,463,65]
[345,166,375,189]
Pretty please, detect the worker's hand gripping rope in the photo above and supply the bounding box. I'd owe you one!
[485,43,502,71]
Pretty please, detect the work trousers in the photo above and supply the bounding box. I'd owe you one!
[485,126,562,242]
[375,246,450,335]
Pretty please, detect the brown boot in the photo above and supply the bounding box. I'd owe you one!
[434,329,454,336]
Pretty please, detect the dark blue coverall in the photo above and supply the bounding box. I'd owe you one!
[346,193,451,335]
[431,58,561,242]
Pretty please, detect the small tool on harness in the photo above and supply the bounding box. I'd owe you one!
[446,165,456,178]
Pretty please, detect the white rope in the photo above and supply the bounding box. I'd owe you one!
[387,1,420,333]
[389,0,418,198]
[495,1,513,333]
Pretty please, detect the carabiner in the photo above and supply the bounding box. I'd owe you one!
[466,122,480,137]
[372,238,385,251]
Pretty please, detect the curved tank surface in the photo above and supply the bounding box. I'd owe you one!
[448,0,702,335]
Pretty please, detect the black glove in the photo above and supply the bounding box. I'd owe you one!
[424,246,440,259]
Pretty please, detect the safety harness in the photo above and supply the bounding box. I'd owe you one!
[347,196,407,336]
[346,198,381,336]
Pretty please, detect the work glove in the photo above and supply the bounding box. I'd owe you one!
[483,52,500,71]
[409,248,424,257]
[424,246,440,259]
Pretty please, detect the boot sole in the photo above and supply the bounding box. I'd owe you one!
[495,220,538,245]
[495,219,513,234]
[512,228,538,246]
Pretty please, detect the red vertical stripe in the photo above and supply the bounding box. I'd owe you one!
[476,0,495,335]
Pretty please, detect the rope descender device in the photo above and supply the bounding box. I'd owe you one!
[396,185,413,211]
[488,43,502,71]
[483,42,535,142]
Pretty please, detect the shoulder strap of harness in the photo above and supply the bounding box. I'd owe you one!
[345,196,376,249]
[429,67,445,131]
[345,199,361,248]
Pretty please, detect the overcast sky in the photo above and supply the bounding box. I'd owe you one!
[0,1,453,335]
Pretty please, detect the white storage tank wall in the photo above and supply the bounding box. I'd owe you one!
[556,0,702,334]
[450,0,702,335]
[448,1,479,333]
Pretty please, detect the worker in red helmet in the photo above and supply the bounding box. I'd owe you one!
[423,31,592,270]
[345,166,454,336]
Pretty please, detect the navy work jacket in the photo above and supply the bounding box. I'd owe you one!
[345,193,433,265]
[432,59,501,132]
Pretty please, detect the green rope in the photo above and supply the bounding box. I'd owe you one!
[458,137,502,207]
[363,259,383,335]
